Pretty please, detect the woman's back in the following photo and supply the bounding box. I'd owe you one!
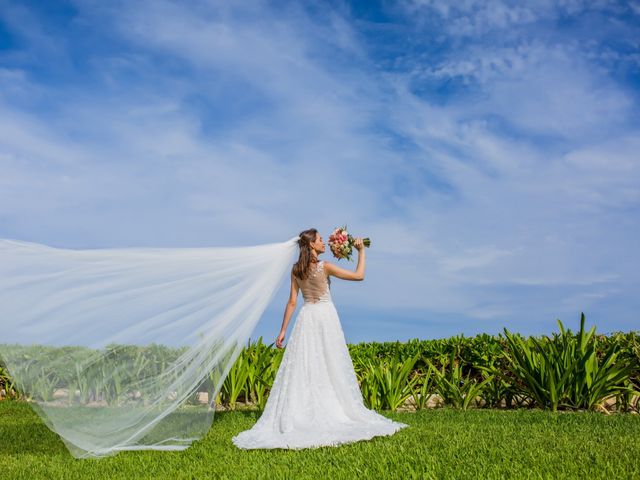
[294,260,331,304]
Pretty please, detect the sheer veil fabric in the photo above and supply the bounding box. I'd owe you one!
[0,235,300,458]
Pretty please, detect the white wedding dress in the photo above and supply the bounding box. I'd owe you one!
[232,260,408,449]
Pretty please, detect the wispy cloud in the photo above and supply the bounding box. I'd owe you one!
[0,0,638,340]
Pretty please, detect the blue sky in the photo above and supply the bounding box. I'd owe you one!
[1,0,639,343]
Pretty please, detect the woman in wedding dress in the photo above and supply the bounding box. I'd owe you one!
[232,228,408,449]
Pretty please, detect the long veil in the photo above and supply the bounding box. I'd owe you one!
[0,235,300,458]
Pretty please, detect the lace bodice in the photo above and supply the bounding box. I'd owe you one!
[294,260,332,304]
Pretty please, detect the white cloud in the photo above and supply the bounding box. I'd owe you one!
[1,0,638,338]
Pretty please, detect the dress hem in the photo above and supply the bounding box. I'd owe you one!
[231,422,409,450]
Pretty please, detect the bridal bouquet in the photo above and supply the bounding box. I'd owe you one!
[328,225,371,261]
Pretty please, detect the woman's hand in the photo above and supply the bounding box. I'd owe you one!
[276,331,286,349]
[354,237,364,251]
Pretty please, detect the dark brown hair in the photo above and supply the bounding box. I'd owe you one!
[292,228,319,281]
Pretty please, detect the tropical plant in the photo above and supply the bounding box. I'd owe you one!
[503,312,639,412]
[221,349,251,410]
[410,363,436,410]
[427,349,494,410]
[358,353,420,411]
[245,337,282,410]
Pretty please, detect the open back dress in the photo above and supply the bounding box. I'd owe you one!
[231,259,408,449]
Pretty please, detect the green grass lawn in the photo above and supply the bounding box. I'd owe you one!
[1,401,639,479]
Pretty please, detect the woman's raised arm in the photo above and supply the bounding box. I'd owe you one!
[324,238,365,281]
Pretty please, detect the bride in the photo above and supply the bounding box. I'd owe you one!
[232,228,408,449]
